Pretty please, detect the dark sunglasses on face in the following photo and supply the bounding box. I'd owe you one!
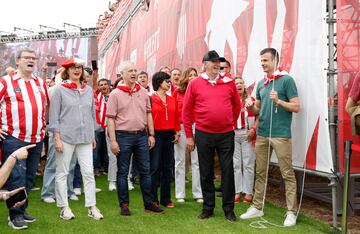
[164,79,171,83]
[220,66,225,70]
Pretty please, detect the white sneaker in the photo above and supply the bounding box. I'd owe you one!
[88,206,103,220]
[128,180,134,191]
[177,198,185,203]
[283,211,297,227]
[95,188,102,193]
[60,207,75,220]
[42,197,55,203]
[73,188,81,196]
[240,206,264,219]
[69,194,79,201]
[195,198,204,203]
[109,181,117,191]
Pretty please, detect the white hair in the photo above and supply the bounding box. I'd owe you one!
[118,61,134,74]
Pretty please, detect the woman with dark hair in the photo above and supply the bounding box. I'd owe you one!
[233,77,258,203]
[173,67,203,203]
[150,71,180,208]
[49,58,103,220]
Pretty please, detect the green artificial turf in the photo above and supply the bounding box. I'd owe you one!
[0,175,339,234]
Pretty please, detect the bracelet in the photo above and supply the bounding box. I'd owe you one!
[10,154,18,161]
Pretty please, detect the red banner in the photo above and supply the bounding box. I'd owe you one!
[337,0,360,173]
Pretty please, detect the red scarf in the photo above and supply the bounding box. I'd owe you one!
[263,68,288,87]
[62,82,87,90]
[117,83,141,95]
[201,73,233,85]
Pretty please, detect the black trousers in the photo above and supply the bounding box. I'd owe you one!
[195,129,235,212]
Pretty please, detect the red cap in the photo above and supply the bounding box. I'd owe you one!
[61,57,85,68]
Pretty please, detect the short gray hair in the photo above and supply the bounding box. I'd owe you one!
[118,61,134,74]
[15,47,36,60]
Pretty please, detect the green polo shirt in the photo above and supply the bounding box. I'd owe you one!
[256,75,298,138]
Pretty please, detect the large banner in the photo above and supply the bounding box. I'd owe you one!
[0,37,97,77]
[100,0,333,173]
[337,0,360,173]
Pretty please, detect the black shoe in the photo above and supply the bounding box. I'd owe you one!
[225,210,236,223]
[197,210,214,219]
[23,212,36,223]
[8,216,28,230]
[120,203,131,216]
[144,203,165,214]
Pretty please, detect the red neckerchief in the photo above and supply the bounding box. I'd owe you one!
[117,83,141,95]
[263,68,288,87]
[201,73,233,85]
[62,82,87,90]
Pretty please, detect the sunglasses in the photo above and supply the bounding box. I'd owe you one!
[164,79,171,83]
[220,66,225,70]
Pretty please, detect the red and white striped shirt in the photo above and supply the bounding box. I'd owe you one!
[0,72,49,143]
[95,92,108,128]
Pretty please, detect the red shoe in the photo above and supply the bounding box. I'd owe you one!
[165,202,175,208]
[234,197,241,203]
[243,197,253,203]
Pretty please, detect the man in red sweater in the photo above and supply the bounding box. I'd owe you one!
[182,50,241,222]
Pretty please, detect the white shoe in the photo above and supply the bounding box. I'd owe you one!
[42,197,55,203]
[109,181,116,191]
[73,188,81,196]
[95,188,102,193]
[195,198,204,203]
[128,180,134,191]
[283,211,297,227]
[240,206,264,219]
[60,207,75,220]
[177,198,185,203]
[69,194,79,201]
[88,206,103,220]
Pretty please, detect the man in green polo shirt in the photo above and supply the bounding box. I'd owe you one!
[240,48,300,227]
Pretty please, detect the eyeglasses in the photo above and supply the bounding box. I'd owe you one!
[164,79,171,83]
[21,56,38,61]
[69,66,83,70]
[220,66,226,70]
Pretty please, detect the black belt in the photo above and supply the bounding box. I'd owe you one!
[116,129,146,135]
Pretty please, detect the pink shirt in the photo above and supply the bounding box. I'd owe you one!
[106,87,151,131]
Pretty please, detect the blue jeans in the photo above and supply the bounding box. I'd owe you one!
[73,162,82,189]
[150,130,175,205]
[41,134,76,199]
[93,130,108,171]
[116,131,152,207]
[2,135,43,219]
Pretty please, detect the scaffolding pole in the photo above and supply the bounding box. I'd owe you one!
[327,0,338,229]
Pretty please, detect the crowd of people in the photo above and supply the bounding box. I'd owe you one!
[0,47,300,230]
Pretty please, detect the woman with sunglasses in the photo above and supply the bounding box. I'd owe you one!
[149,71,180,208]
[173,67,203,203]
[49,58,103,220]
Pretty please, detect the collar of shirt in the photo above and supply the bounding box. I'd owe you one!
[12,71,38,81]
[263,68,288,87]
[201,73,219,85]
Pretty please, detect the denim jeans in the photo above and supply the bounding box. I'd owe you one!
[41,134,76,199]
[115,131,152,207]
[73,162,82,189]
[150,130,175,205]
[93,130,108,171]
[2,135,43,219]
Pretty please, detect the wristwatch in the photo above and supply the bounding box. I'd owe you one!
[149,133,155,137]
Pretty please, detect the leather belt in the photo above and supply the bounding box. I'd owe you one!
[116,129,146,135]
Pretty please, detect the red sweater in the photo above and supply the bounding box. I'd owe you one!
[173,89,185,123]
[182,76,241,138]
[151,94,181,131]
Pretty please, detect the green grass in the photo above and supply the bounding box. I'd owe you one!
[0,175,339,234]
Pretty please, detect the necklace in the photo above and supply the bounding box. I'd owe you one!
[155,91,168,120]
